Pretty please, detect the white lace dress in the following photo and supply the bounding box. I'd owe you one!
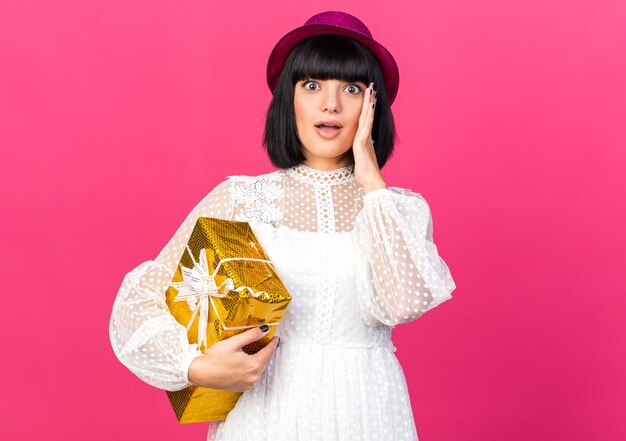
[109,163,456,441]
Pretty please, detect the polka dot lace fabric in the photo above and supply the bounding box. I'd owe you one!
[109,163,456,440]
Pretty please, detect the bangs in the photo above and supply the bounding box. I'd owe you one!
[288,34,378,85]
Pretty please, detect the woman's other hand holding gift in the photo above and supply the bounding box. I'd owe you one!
[187,326,280,392]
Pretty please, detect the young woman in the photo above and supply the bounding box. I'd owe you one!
[109,11,456,441]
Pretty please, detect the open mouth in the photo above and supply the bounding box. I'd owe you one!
[314,123,342,139]
[314,123,342,129]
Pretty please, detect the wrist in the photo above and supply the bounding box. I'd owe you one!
[187,354,209,387]
[362,180,388,194]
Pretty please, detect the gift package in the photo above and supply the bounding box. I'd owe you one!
[164,217,292,423]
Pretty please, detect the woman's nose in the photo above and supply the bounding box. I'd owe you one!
[321,88,341,112]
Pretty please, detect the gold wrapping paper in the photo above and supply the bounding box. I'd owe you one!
[164,217,291,423]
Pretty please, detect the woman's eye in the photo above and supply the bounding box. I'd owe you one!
[345,84,362,94]
[303,81,320,91]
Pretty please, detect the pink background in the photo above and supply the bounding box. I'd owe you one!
[1,0,625,440]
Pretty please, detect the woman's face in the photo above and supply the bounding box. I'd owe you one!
[293,78,368,170]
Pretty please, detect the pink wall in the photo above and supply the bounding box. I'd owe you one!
[1,1,625,440]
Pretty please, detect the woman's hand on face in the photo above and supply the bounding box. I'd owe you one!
[352,82,388,194]
[187,326,280,392]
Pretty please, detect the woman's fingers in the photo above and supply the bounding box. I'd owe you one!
[355,82,376,146]
[358,82,373,128]
[250,336,280,369]
[223,325,269,350]
[367,84,376,133]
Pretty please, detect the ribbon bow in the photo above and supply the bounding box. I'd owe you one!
[169,244,274,352]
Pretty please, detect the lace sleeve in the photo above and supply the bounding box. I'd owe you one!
[354,187,456,327]
[108,178,235,391]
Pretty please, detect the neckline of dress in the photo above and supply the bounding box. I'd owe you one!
[285,163,356,186]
